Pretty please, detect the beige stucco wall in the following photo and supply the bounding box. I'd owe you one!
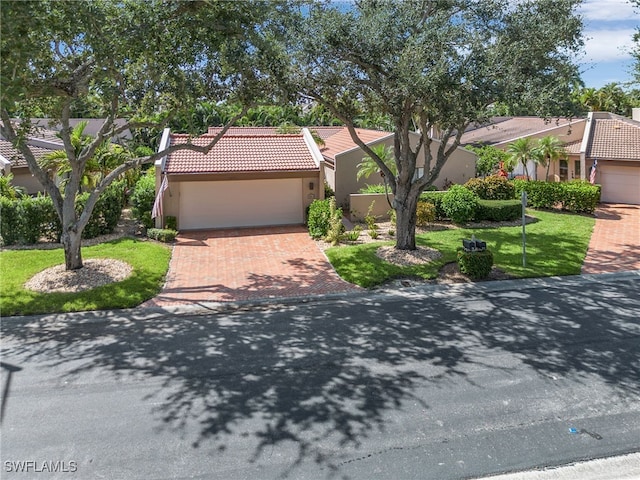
[349,193,395,222]
[333,133,477,209]
[10,168,45,195]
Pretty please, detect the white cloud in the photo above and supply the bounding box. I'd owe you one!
[582,28,637,62]
[580,0,640,22]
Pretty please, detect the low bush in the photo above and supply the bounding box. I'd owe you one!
[416,201,436,226]
[165,216,177,231]
[441,185,479,224]
[147,228,178,243]
[307,198,333,239]
[465,176,516,200]
[475,199,521,222]
[513,180,561,209]
[457,247,494,279]
[359,184,387,194]
[419,191,447,219]
[344,225,362,242]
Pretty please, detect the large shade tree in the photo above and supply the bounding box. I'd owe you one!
[287,0,584,250]
[0,0,286,269]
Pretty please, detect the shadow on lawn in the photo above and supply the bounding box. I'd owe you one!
[1,276,639,477]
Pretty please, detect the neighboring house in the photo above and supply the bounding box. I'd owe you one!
[0,118,131,195]
[316,126,476,207]
[460,116,586,181]
[154,128,324,230]
[0,126,63,194]
[459,112,640,205]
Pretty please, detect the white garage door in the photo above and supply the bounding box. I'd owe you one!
[599,164,640,205]
[179,178,304,230]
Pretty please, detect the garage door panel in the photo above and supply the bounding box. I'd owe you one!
[179,179,303,229]
[599,165,640,205]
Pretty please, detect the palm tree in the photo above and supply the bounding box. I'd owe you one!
[39,121,93,192]
[357,144,397,207]
[536,135,566,181]
[356,144,397,181]
[507,137,536,180]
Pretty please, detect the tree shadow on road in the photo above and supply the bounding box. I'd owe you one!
[1,276,639,477]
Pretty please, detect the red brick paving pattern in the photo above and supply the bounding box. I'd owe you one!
[143,225,361,307]
[581,204,640,274]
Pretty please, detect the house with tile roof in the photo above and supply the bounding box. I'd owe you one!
[315,126,476,207]
[459,111,640,205]
[0,126,63,194]
[154,128,324,230]
[0,118,131,195]
[207,125,477,210]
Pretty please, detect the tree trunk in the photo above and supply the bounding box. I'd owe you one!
[393,185,418,250]
[61,229,84,270]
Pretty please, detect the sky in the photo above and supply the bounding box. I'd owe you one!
[578,0,639,89]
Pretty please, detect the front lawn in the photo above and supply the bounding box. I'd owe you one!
[326,210,595,288]
[0,238,171,316]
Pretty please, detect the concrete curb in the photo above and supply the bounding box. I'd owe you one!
[471,452,640,480]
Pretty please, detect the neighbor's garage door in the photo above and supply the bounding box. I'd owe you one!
[179,178,303,230]
[599,164,640,205]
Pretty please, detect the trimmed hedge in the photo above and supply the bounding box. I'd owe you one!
[475,199,521,222]
[513,179,600,214]
[0,182,125,246]
[308,198,338,239]
[457,247,494,279]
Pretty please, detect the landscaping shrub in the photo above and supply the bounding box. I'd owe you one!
[419,191,447,219]
[147,228,178,243]
[344,225,362,242]
[441,185,479,224]
[130,170,156,228]
[561,181,601,214]
[457,247,494,279]
[0,195,60,245]
[512,179,561,209]
[358,183,393,194]
[475,199,521,222]
[464,176,515,200]
[416,201,436,226]
[165,215,177,231]
[77,181,126,239]
[324,197,345,246]
[308,198,343,240]
[513,179,600,214]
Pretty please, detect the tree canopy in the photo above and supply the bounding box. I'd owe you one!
[0,0,288,269]
[286,0,584,249]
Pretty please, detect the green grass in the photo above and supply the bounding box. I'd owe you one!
[327,209,595,287]
[0,238,171,316]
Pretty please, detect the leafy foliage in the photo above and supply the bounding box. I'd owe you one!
[130,171,156,229]
[457,248,494,280]
[416,202,436,227]
[513,179,600,214]
[464,176,515,200]
[475,200,521,222]
[287,0,584,249]
[441,186,479,224]
[147,228,178,243]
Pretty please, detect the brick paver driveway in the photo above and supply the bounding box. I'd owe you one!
[143,225,361,307]
[582,203,640,274]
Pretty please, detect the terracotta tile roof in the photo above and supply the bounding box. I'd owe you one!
[165,134,319,174]
[207,126,280,136]
[320,128,392,160]
[0,139,55,168]
[563,139,582,155]
[586,117,640,160]
[460,117,580,146]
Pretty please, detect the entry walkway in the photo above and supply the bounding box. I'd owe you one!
[582,204,640,274]
[142,225,361,307]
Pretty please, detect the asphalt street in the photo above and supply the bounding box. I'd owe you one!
[1,273,639,480]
